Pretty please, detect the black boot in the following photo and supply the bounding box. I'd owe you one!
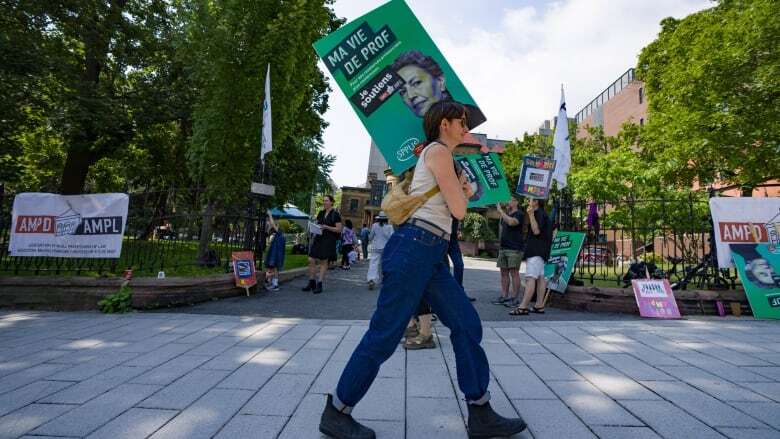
[319,394,375,439]
[467,401,526,438]
[313,281,323,294]
[302,279,316,292]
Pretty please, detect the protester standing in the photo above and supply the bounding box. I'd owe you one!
[511,199,553,315]
[303,195,342,294]
[264,211,285,291]
[493,197,525,307]
[319,101,526,439]
[367,212,393,290]
[360,224,370,260]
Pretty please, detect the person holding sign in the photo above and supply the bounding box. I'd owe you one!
[319,101,526,439]
[493,197,525,307]
[511,199,553,315]
[303,195,342,294]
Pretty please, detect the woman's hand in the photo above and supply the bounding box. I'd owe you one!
[527,204,535,215]
[460,174,474,199]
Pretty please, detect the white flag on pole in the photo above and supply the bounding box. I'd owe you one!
[261,64,272,159]
[552,85,571,189]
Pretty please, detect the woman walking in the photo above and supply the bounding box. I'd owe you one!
[341,219,356,270]
[303,194,342,294]
[366,212,393,290]
[319,101,526,439]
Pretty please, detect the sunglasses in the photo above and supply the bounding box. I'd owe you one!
[448,115,468,129]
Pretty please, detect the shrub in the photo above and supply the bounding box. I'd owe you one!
[460,213,496,242]
[98,284,133,313]
[640,252,664,266]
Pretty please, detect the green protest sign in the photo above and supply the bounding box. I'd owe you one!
[544,231,586,293]
[730,244,780,320]
[313,0,485,174]
[455,153,511,208]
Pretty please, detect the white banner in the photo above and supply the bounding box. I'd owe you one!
[9,193,129,258]
[709,197,780,268]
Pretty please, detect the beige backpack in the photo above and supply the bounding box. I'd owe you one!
[380,168,440,225]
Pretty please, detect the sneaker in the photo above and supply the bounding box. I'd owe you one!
[302,279,316,292]
[404,334,436,350]
[319,394,376,439]
[491,296,511,305]
[268,285,280,292]
[313,281,323,294]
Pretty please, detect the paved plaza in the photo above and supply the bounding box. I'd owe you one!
[0,308,779,439]
[167,257,635,321]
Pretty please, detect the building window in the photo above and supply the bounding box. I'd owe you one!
[639,87,644,104]
[349,199,358,212]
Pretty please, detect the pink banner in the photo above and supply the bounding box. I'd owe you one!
[631,279,681,319]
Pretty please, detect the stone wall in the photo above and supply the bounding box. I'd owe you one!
[0,268,307,311]
[549,284,750,316]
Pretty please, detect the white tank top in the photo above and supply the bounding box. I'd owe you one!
[409,142,453,232]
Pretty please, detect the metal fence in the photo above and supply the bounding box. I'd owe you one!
[556,194,738,290]
[0,187,740,290]
[0,188,273,276]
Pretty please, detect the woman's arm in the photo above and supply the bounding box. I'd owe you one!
[266,210,278,232]
[427,145,468,220]
[528,206,541,235]
[496,204,520,226]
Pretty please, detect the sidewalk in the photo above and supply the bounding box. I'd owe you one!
[0,311,778,438]
[164,257,636,321]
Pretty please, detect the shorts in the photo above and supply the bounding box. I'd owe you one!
[525,256,545,279]
[497,249,523,269]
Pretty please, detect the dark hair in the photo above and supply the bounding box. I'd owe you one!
[391,50,444,78]
[423,100,466,143]
[323,194,335,203]
[344,219,353,229]
[535,199,546,209]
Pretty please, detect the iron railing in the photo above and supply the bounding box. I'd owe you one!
[555,194,738,289]
[0,188,274,276]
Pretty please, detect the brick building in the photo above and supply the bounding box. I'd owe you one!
[575,68,647,139]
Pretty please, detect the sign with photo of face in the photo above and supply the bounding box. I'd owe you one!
[313,0,486,174]
[454,152,511,208]
[731,243,780,320]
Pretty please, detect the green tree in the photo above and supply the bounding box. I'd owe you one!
[0,0,190,194]
[185,0,339,205]
[637,0,780,194]
[183,0,340,257]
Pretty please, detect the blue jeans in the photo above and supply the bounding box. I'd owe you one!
[334,224,490,411]
[448,234,465,287]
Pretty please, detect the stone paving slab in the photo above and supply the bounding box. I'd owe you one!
[0,310,779,438]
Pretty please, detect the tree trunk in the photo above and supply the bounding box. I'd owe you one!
[197,201,215,263]
[59,149,95,194]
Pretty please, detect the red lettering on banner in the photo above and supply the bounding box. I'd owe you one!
[718,222,767,243]
[15,216,56,233]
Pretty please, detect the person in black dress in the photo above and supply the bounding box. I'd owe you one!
[303,194,342,294]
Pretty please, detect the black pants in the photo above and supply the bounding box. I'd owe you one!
[341,244,354,267]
